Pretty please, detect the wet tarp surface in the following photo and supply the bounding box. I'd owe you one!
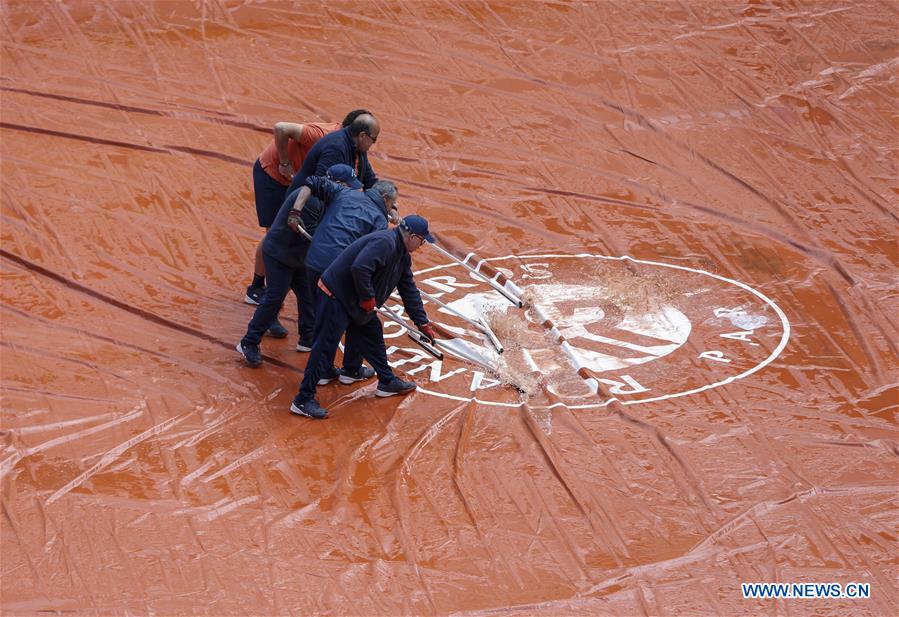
[1,1,896,615]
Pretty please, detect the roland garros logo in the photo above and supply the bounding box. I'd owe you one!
[381,253,789,409]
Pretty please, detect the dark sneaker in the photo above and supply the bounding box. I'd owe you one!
[317,366,340,385]
[296,340,313,352]
[338,365,376,385]
[244,284,265,305]
[266,319,288,338]
[236,341,262,368]
[375,377,417,397]
[289,398,327,419]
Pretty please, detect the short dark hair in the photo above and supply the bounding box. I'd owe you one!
[347,114,377,138]
[341,109,372,127]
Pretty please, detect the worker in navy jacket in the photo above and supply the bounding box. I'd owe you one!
[300,174,400,280]
[278,113,379,346]
[289,169,400,369]
[287,114,379,194]
[236,164,364,368]
[290,216,439,420]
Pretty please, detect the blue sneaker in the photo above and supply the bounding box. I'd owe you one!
[244,284,265,305]
[290,398,327,419]
[375,377,417,397]
[338,366,376,384]
[266,319,288,338]
[236,341,262,368]
[296,339,313,352]
[317,366,340,385]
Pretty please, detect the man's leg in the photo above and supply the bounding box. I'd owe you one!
[303,267,364,374]
[252,241,265,283]
[294,294,350,406]
[341,319,365,373]
[290,268,318,351]
[296,263,319,350]
[333,326,375,384]
[349,316,417,397]
[247,159,286,303]
[348,316,396,384]
[240,253,292,350]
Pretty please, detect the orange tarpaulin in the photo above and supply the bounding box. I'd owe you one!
[2,1,896,614]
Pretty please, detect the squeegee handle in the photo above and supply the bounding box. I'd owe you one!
[429,243,523,308]
[376,306,443,360]
[294,224,313,242]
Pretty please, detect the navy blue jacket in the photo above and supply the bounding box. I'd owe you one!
[262,187,319,268]
[304,178,389,274]
[287,127,377,193]
[321,228,428,326]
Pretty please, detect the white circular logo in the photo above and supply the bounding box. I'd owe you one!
[382,253,789,409]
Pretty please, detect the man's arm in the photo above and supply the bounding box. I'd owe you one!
[300,177,343,232]
[286,186,313,236]
[304,176,341,205]
[272,122,304,179]
[395,263,429,327]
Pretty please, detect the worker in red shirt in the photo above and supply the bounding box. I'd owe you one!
[245,109,370,338]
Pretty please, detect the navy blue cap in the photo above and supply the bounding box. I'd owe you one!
[400,215,434,243]
[326,163,362,189]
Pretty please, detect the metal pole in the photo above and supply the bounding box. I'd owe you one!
[376,305,443,360]
[429,242,523,308]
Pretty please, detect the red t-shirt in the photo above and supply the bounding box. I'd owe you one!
[258,122,341,186]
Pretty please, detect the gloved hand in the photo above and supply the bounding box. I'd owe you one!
[359,297,376,312]
[286,209,304,234]
[419,323,438,343]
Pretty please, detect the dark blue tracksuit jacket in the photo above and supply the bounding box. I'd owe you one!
[262,171,381,269]
[305,179,389,274]
[321,227,428,326]
[287,127,378,194]
[262,187,311,268]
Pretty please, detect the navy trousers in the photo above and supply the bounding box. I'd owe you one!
[297,292,395,403]
[242,251,310,345]
[306,267,363,369]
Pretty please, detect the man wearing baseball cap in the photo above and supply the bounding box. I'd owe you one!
[236,164,370,368]
[291,214,438,419]
[287,165,400,353]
